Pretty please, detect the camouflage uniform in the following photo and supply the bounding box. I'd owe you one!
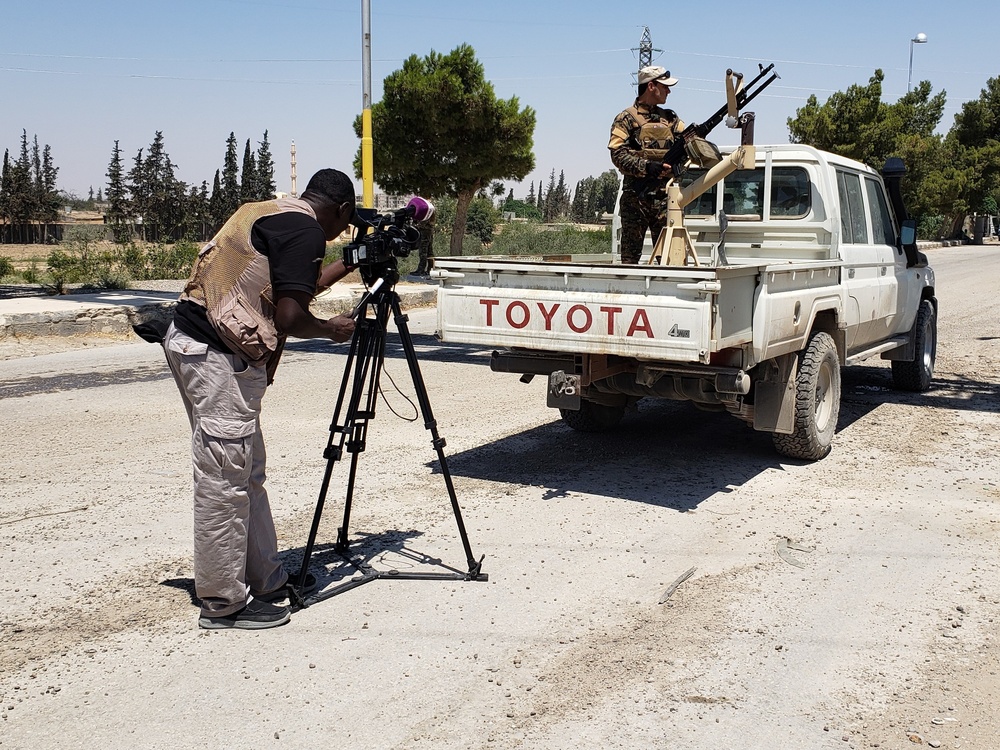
[413,216,435,276]
[609,101,685,263]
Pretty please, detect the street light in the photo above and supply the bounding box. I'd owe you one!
[908,32,927,93]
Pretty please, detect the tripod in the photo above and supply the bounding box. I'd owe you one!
[291,265,486,608]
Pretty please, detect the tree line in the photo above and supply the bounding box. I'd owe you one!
[504,168,619,223]
[0,129,277,244]
[0,130,61,242]
[787,70,1000,238]
[104,130,276,242]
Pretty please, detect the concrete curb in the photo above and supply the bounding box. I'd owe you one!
[0,286,438,341]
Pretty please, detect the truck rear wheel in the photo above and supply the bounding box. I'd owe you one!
[559,400,625,432]
[772,331,841,461]
[891,300,936,391]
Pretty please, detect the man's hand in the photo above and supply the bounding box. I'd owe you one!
[275,291,354,342]
[646,161,665,179]
[322,314,355,343]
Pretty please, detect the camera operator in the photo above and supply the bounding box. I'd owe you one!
[163,168,358,630]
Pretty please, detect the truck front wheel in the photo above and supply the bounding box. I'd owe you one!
[559,400,625,432]
[891,300,936,392]
[772,331,841,461]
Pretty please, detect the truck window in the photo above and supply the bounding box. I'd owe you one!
[770,168,811,218]
[865,177,896,248]
[836,171,869,244]
[724,169,764,218]
[680,169,717,216]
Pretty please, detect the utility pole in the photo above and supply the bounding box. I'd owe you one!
[633,26,661,74]
[360,0,374,208]
[290,140,297,198]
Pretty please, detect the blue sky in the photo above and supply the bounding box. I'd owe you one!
[1,0,995,200]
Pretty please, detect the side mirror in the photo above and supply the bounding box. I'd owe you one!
[900,219,916,246]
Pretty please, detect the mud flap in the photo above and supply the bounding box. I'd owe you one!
[753,352,797,435]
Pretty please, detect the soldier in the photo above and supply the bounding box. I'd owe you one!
[609,65,686,264]
[410,212,436,279]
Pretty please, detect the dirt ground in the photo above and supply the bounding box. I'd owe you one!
[1,246,998,749]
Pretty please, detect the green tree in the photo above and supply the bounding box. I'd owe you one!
[209,169,225,228]
[945,75,1000,232]
[465,197,500,243]
[788,70,946,168]
[255,130,276,200]
[220,132,240,220]
[0,150,10,228]
[105,140,130,242]
[592,170,620,216]
[353,44,536,255]
[240,138,258,204]
[501,197,542,221]
[787,70,950,237]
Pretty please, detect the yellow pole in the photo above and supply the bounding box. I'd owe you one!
[361,0,374,208]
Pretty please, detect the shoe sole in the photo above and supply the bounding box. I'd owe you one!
[198,611,291,630]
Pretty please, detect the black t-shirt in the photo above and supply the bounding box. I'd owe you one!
[174,210,327,351]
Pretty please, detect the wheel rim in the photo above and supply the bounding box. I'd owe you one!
[815,358,834,430]
[921,317,935,372]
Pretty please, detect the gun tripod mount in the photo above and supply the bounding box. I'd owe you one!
[290,264,487,608]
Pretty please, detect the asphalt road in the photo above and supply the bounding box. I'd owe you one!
[1,246,998,749]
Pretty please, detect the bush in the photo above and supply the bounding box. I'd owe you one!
[0,256,14,278]
[44,231,199,290]
[487,222,611,256]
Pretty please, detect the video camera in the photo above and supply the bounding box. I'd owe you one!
[344,196,435,274]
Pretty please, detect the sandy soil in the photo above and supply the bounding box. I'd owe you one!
[1,246,998,749]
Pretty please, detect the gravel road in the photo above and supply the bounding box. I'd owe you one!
[1,246,998,749]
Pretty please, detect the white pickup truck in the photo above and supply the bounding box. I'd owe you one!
[433,144,937,460]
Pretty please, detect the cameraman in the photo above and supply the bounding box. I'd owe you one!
[163,168,358,630]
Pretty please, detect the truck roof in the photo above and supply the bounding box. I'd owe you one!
[732,143,880,176]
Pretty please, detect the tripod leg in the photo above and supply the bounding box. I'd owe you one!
[390,293,484,578]
[295,295,389,590]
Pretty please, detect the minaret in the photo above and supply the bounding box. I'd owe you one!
[290,141,298,198]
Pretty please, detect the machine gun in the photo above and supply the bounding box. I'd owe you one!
[663,63,779,177]
[645,63,780,267]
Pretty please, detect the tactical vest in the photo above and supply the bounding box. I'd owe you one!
[180,198,318,371]
[627,105,679,162]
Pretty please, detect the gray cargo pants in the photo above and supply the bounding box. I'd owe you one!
[163,323,286,617]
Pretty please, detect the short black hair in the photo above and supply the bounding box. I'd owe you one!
[637,82,649,98]
[303,169,355,205]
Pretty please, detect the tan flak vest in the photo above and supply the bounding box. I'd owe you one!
[626,105,681,162]
[180,198,318,375]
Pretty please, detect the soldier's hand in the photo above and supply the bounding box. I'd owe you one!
[646,161,665,179]
[325,314,355,343]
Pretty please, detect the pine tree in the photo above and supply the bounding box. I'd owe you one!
[0,150,11,226]
[255,130,276,200]
[543,169,557,221]
[126,148,148,239]
[526,181,535,206]
[9,131,34,230]
[40,144,60,225]
[209,169,225,227]
[221,132,240,218]
[105,139,130,242]
[240,138,257,204]
[571,177,592,222]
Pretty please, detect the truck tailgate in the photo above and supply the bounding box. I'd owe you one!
[435,258,725,363]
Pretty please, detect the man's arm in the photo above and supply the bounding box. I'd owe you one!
[274,290,354,343]
[316,258,354,292]
[608,110,648,177]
